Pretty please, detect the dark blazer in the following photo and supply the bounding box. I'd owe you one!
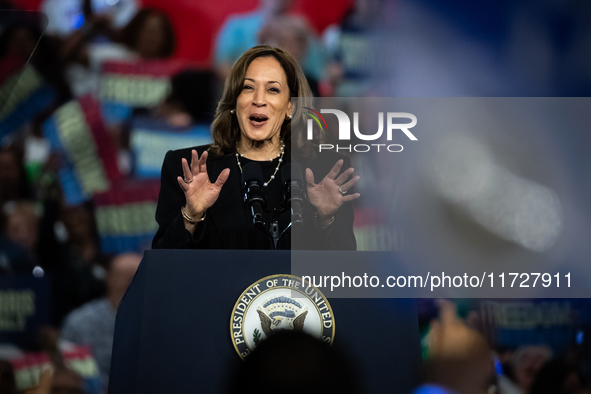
[152,145,356,250]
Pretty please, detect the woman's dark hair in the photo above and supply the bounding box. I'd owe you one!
[209,45,317,161]
[120,8,175,58]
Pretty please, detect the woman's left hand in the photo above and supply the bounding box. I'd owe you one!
[306,159,360,220]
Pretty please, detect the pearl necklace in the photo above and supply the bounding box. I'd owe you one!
[235,141,285,187]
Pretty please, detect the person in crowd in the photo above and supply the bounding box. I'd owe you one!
[226,331,360,393]
[40,0,138,37]
[20,366,85,394]
[413,300,495,394]
[50,203,107,325]
[0,359,18,394]
[60,7,176,97]
[213,0,325,83]
[135,69,217,127]
[61,253,142,392]
[152,45,359,250]
[0,146,32,206]
[323,0,382,96]
[0,147,52,274]
[0,218,36,274]
[0,18,72,141]
[498,345,553,394]
[257,15,320,96]
[118,69,216,177]
[45,367,85,394]
[0,19,72,107]
[3,200,41,264]
[118,8,175,60]
[530,359,590,394]
[0,20,38,62]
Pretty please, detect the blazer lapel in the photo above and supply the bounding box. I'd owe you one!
[207,154,248,249]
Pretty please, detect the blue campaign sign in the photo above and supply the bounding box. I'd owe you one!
[0,274,51,349]
[129,116,212,178]
[480,299,580,355]
[0,63,55,139]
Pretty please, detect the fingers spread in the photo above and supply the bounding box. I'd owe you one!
[181,158,192,183]
[340,175,360,191]
[342,193,360,202]
[335,167,355,185]
[199,151,208,173]
[326,159,344,180]
[305,168,316,187]
[177,176,188,192]
[190,149,199,174]
[214,168,230,187]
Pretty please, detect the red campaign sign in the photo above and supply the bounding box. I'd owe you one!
[100,59,197,77]
[99,59,199,108]
[1,55,57,139]
[62,346,101,379]
[44,95,121,204]
[93,179,161,251]
[77,95,121,183]
[93,179,161,206]
[11,352,51,391]
[11,347,101,392]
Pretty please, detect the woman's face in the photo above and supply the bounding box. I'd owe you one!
[236,56,291,147]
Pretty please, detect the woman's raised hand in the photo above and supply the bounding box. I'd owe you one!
[177,150,230,219]
[306,159,360,221]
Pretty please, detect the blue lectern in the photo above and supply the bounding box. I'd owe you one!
[109,250,422,393]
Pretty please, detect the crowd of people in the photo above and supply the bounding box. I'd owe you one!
[1,0,590,393]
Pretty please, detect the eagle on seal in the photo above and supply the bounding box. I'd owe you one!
[256,296,308,338]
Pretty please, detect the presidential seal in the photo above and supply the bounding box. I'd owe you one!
[230,274,335,359]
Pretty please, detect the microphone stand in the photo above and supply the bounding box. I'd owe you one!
[267,206,293,250]
[265,161,306,249]
[244,163,303,249]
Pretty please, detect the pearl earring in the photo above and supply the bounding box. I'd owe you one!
[230,109,235,114]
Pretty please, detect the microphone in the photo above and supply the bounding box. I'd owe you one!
[242,163,266,226]
[283,163,306,230]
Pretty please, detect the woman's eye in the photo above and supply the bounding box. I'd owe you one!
[243,85,253,90]
[269,87,280,93]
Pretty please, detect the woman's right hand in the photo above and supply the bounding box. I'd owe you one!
[177,150,230,221]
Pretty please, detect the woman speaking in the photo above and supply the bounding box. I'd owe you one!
[152,45,359,250]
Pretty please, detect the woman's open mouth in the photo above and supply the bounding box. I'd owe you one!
[249,114,268,127]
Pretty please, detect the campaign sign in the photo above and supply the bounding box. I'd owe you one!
[94,179,160,254]
[99,59,193,124]
[479,299,577,354]
[0,56,55,139]
[11,347,101,394]
[43,95,120,205]
[129,116,212,178]
[0,274,50,350]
